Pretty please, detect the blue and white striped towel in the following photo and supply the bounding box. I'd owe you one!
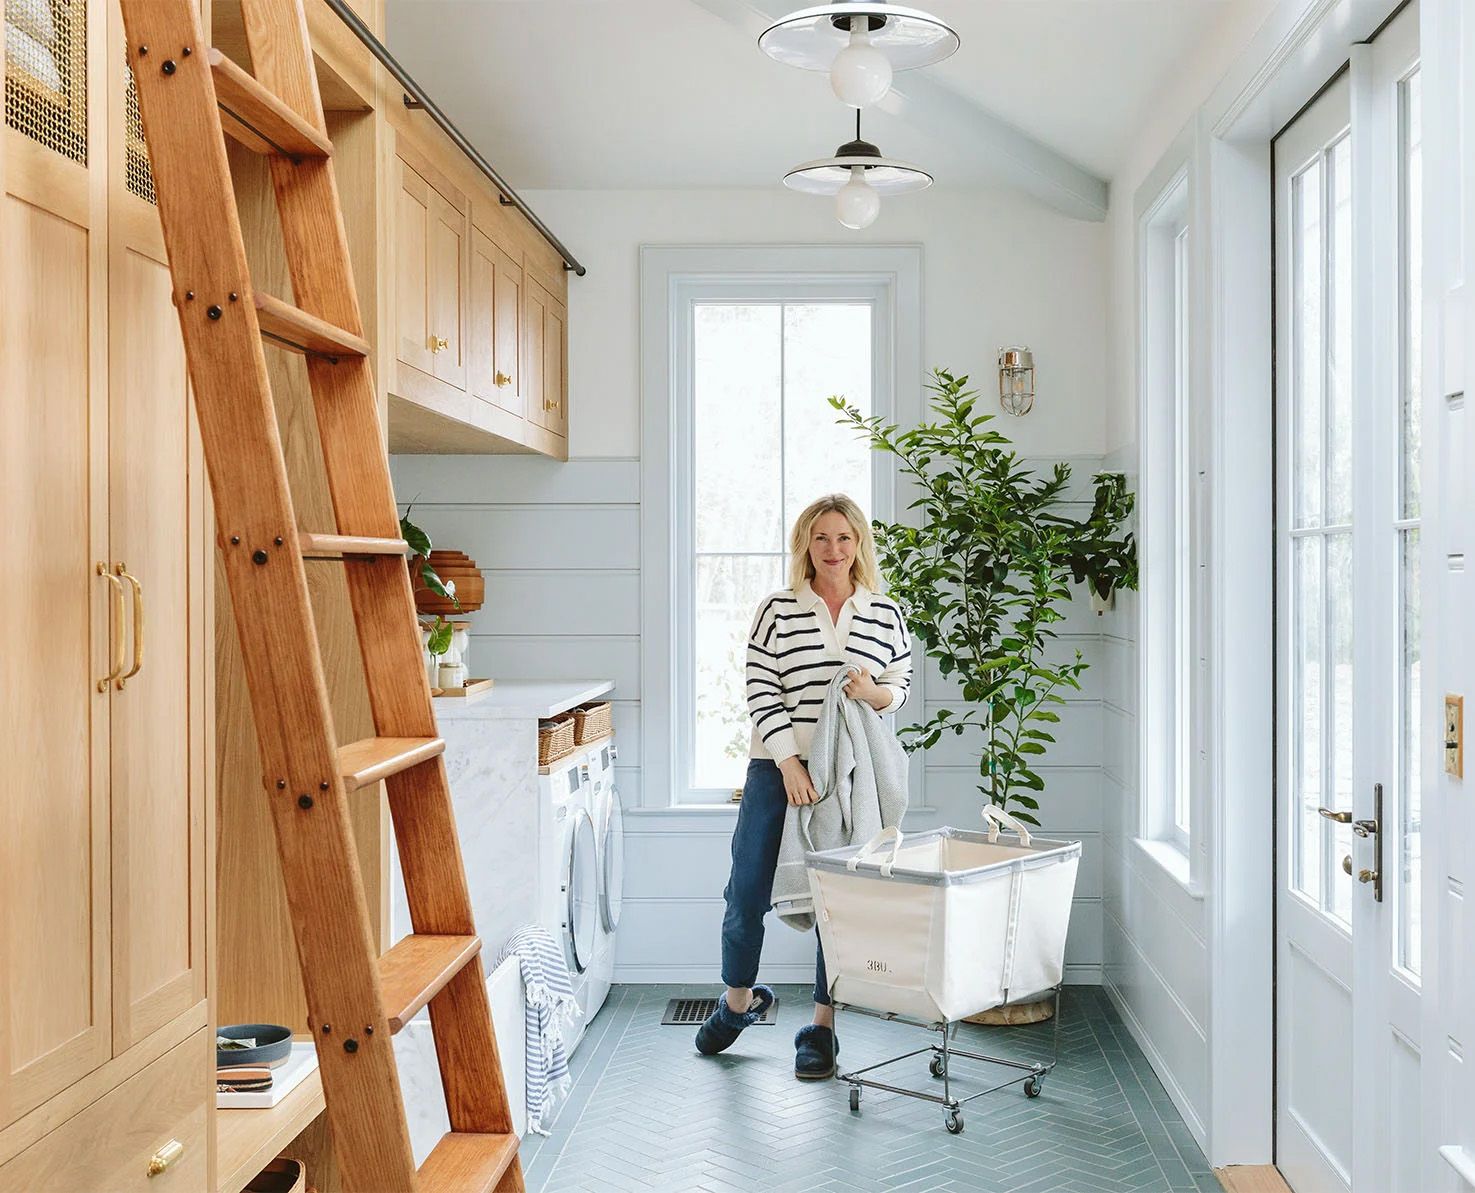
[496,926,581,1135]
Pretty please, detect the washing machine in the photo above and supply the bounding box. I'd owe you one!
[581,740,623,1019]
[540,748,600,1053]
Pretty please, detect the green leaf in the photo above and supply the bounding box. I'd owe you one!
[400,515,433,559]
[426,619,452,656]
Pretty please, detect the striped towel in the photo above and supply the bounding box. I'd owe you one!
[496,926,580,1135]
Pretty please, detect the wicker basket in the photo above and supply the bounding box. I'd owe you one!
[573,700,613,745]
[538,714,577,766]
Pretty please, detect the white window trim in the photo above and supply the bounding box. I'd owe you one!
[639,245,923,810]
[1137,164,1206,890]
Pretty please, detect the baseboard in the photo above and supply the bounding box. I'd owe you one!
[1103,976,1209,1149]
[613,962,1105,985]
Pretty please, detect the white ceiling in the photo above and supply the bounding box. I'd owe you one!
[386,0,1235,215]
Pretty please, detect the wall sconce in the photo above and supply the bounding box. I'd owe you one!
[998,346,1035,416]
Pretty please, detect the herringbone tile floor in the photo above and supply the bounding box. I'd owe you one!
[521,986,1220,1192]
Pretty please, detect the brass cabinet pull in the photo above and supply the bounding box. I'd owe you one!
[116,563,144,686]
[97,563,127,693]
[146,1138,185,1177]
[494,370,512,388]
[428,334,449,353]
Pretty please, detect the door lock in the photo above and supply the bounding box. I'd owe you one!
[1341,854,1378,885]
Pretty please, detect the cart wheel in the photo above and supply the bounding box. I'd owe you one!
[928,1054,947,1079]
[1023,1076,1043,1099]
[849,1087,861,1112]
[945,1109,964,1134]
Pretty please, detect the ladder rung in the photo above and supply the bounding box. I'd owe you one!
[337,736,444,791]
[417,1133,520,1193]
[208,48,333,159]
[299,532,409,559]
[255,291,369,360]
[378,934,482,1033]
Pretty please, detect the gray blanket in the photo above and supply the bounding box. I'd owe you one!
[771,668,910,931]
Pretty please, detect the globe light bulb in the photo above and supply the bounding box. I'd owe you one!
[836,167,881,230]
[830,27,893,107]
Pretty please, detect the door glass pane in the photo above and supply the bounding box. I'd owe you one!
[693,554,785,792]
[782,303,873,531]
[1293,160,1324,529]
[694,304,783,553]
[1326,136,1354,527]
[1397,67,1424,977]
[1293,535,1324,901]
[1326,531,1354,925]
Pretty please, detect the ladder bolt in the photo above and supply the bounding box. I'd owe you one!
[364,1025,374,1035]
[298,794,313,809]
[137,45,148,55]
[229,535,240,545]
[320,780,330,791]
[185,291,194,301]
[161,59,176,75]
[274,535,284,546]
[344,1038,359,1054]
[252,549,268,565]
[230,292,239,302]
[207,305,222,320]
[182,46,192,57]
[321,1024,331,1034]
[275,779,287,790]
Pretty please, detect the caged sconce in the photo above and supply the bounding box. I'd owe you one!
[998,347,1035,416]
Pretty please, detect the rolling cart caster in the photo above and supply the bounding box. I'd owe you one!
[849,1087,861,1112]
[928,1054,947,1079]
[945,1109,964,1134]
[1023,1075,1043,1098]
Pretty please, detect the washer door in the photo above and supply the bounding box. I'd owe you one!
[599,786,624,933]
[562,808,599,975]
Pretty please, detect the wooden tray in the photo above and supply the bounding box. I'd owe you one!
[431,677,495,698]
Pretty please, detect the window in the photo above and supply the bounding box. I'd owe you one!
[1139,174,1195,857]
[640,246,921,808]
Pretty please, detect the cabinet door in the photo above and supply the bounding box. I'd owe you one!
[542,291,567,438]
[107,202,207,1052]
[395,157,434,375]
[469,226,523,416]
[0,147,113,1125]
[522,276,548,429]
[428,189,466,390]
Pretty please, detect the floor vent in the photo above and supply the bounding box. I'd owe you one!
[662,996,778,1026]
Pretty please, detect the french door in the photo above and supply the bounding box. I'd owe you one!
[1274,6,1422,1191]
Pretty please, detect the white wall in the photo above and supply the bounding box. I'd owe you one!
[392,185,1115,985]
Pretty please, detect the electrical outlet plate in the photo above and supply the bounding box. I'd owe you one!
[1446,695,1464,778]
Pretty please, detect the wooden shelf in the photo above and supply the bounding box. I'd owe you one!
[216,1065,325,1193]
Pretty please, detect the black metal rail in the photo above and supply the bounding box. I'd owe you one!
[322,0,586,277]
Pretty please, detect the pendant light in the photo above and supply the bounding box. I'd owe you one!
[760,1,961,108]
[784,112,932,230]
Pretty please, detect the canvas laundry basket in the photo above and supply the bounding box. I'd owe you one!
[806,807,1081,1024]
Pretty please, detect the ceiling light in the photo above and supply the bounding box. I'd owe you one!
[784,113,932,229]
[760,1,960,108]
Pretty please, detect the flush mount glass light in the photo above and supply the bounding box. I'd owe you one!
[783,114,932,229]
[998,346,1036,416]
[760,2,960,108]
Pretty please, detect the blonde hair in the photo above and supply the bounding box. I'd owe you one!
[788,494,881,593]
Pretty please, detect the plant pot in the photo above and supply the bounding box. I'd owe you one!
[963,995,1057,1026]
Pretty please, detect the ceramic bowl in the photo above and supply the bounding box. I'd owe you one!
[216,1023,292,1069]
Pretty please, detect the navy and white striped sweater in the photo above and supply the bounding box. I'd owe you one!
[746,582,913,763]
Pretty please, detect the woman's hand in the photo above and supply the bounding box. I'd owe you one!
[843,667,892,712]
[777,756,820,806]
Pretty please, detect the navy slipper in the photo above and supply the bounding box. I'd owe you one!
[694,985,777,1056]
[794,1023,838,1080]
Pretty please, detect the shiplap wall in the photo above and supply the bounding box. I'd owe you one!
[390,452,1111,985]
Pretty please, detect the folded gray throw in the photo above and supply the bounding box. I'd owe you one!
[771,667,910,931]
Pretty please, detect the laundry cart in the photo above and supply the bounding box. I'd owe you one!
[806,808,1080,1134]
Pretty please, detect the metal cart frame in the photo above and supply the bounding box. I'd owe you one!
[834,985,1062,1134]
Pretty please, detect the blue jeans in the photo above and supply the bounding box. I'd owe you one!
[720,758,831,1006]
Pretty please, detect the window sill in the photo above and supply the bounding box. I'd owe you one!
[1133,836,1204,899]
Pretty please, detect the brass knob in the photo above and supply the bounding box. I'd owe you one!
[146,1139,185,1177]
[428,335,449,353]
[494,370,512,388]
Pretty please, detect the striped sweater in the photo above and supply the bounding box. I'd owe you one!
[746,582,913,763]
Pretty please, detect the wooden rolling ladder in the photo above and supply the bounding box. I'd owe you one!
[117,1,522,1189]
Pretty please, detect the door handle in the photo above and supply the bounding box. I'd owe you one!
[1317,807,1351,824]
[97,563,126,692]
[116,563,144,687]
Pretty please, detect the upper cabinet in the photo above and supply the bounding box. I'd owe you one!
[387,128,569,458]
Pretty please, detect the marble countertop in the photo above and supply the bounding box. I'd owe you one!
[431,679,614,722]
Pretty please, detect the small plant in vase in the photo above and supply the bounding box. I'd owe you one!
[834,368,1137,1022]
[400,507,460,691]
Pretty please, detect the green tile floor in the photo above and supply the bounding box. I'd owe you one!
[519,985,1221,1193]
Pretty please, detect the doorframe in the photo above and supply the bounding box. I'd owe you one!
[1175,0,1412,1169]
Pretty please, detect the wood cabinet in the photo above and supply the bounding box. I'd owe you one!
[0,0,210,1153]
[386,125,569,458]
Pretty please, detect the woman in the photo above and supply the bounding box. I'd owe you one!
[694,494,913,1080]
